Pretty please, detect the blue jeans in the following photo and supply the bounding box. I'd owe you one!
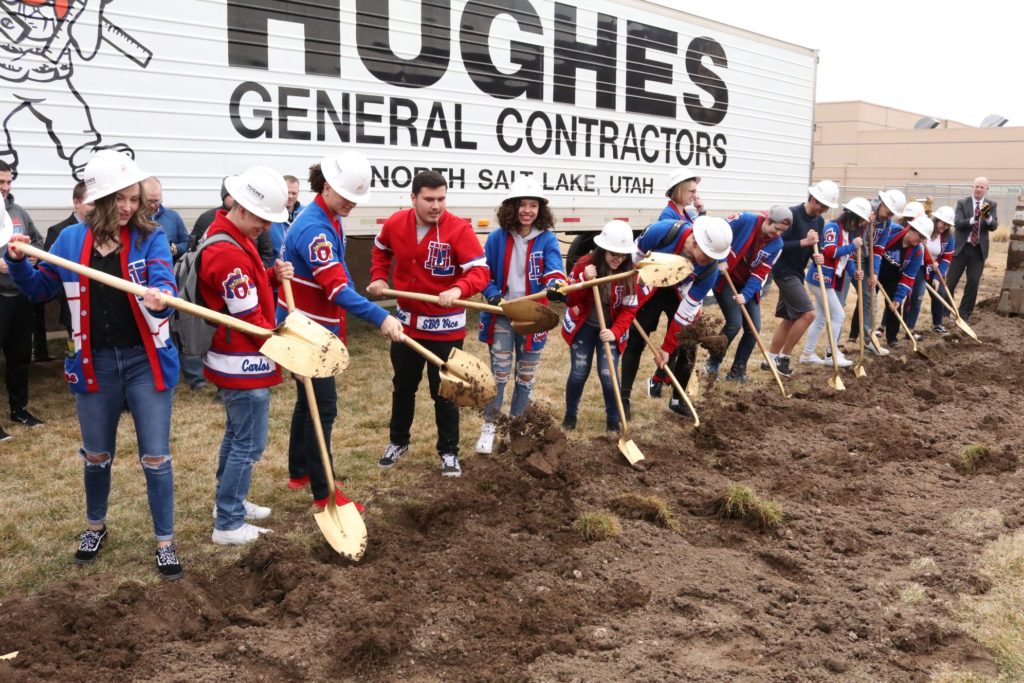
[712,288,761,374]
[904,269,927,330]
[929,279,948,327]
[484,316,542,420]
[215,388,270,530]
[180,352,206,388]
[565,322,620,424]
[76,347,175,541]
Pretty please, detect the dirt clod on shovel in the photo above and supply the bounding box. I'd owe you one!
[674,314,727,355]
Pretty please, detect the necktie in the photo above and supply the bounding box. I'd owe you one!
[971,200,981,245]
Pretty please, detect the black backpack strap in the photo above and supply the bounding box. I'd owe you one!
[656,220,686,252]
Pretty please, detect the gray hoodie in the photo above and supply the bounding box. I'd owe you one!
[2,194,44,297]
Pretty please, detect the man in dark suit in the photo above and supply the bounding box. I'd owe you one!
[947,177,998,321]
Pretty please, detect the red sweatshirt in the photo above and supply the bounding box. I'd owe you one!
[370,208,490,341]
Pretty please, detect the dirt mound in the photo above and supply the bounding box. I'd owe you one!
[3,310,1024,681]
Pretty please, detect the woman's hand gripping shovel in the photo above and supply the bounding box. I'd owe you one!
[811,244,846,391]
[1,231,349,378]
[380,288,558,335]
[281,280,367,560]
[591,287,645,466]
[720,269,791,398]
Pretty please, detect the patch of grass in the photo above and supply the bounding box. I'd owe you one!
[991,226,1010,243]
[956,444,992,474]
[900,582,926,605]
[572,511,621,542]
[610,494,679,530]
[476,480,499,494]
[952,531,1024,680]
[929,664,993,683]
[711,483,784,531]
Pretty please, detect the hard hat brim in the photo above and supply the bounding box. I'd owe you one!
[83,167,149,204]
[665,175,701,198]
[808,185,839,209]
[593,234,635,255]
[225,175,288,222]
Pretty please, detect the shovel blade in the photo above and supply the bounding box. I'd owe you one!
[502,299,560,334]
[260,311,350,378]
[313,502,368,560]
[635,253,693,287]
[855,364,867,378]
[618,437,645,465]
[436,348,497,407]
[829,374,846,391]
[956,317,979,341]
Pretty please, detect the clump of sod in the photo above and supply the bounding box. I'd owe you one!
[573,511,621,541]
[710,483,784,531]
[954,444,991,474]
[610,494,680,530]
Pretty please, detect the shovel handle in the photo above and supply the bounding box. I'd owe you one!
[281,278,337,499]
[12,242,273,340]
[400,335,447,369]
[381,288,501,314]
[924,279,957,316]
[591,287,631,438]
[512,269,637,303]
[876,285,922,353]
[630,320,699,426]
[929,266,962,320]
[721,270,788,399]
[855,242,867,366]
[811,244,844,379]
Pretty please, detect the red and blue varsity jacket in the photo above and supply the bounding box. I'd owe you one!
[873,225,924,305]
[924,231,955,280]
[5,223,178,393]
[718,211,783,301]
[198,211,283,390]
[806,220,857,290]
[479,227,565,351]
[370,208,489,341]
[560,254,638,352]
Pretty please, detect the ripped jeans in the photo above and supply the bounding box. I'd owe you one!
[564,321,620,424]
[75,347,176,541]
[483,316,542,420]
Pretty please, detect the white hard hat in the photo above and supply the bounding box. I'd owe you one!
[225,166,288,222]
[506,176,547,204]
[842,197,872,222]
[901,201,925,221]
[692,215,732,260]
[82,150,148,203]
[932,205,955,227]
[878,189,907,217]
[320,151,372,203]
[808,180,840,209]
[665,167,701,198]
[594,220,635,255]
[909,215,934,240]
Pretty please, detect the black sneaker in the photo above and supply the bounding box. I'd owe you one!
[561,415,577,431]
[933,324,949,335]
[155,543,183,581]
[775,356,794,378]
[606,420,621,433]
[440,453,462,478]
[0,426,10,442]
[74,526,108,565]
[10,409,44,428]
[668,397,693,418]
[888,339,900,349]
[378,442,409,469]
[622,397,632,421]
[646,377,664,398]
[725,369,746,383]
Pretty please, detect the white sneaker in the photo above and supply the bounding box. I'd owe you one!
[799,352,826,365]
[833,353,853,368]
[866,343,890,357]
[475,422,496,455]
[212,499,272,521]
[211,523,271,545]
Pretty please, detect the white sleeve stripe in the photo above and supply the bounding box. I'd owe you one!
[374,237,391,251]
[312,263,341,276]
[327,283,348,299]
[461,257,488,269]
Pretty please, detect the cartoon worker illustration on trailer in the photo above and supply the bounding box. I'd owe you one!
[0,0,152,180]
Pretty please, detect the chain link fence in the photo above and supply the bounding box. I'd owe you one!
[840,183,1021,233]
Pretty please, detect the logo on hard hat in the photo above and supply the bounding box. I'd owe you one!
[247,184,265,200]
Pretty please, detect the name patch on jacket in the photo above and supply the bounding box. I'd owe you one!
[425,241,454,276]
[221,268,258,314]
[308,233,334,264]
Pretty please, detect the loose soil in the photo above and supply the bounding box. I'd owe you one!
[2,303,1023,682]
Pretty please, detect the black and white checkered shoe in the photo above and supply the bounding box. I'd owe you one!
[155,543,184,581]
[74,526,108,565]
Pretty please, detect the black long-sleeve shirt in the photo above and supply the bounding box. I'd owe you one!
[771,202,823,280]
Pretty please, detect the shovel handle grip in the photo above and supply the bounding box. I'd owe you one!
[381,288,500,314]
[13,242,272,339]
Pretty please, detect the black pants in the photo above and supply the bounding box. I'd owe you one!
[671,344,696,402]
[390,338,461,455]
[0,294,33,412]
[32,303,50,360]
[288,375,338,501]
[878,261,902,344]
[619,288,678,400]
[946,244,985,321]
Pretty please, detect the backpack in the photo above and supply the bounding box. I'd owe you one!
[171,233,243,356]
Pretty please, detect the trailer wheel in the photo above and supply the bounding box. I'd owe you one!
[565,234,595,273]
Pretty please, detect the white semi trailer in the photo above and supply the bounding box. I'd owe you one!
[1,0,817,277]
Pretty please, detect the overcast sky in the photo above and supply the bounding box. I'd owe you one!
[652,1,1021,128]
